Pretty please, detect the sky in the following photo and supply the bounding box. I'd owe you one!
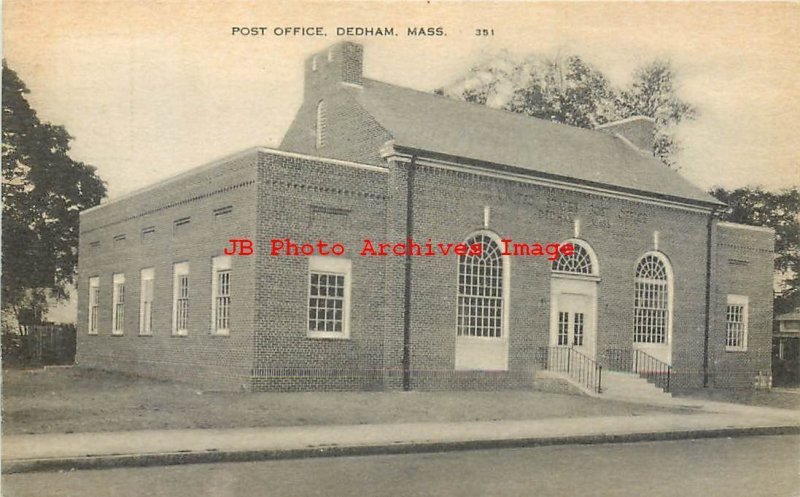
[4,1,799,201]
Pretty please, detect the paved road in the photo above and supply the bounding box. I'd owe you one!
[4,436,798,497]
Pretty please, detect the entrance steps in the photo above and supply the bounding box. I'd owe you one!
[535,370,700,408]
[600,371,675,404]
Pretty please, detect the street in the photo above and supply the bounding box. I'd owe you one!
[3,435,798,497]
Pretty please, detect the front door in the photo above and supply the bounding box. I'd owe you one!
[550,281,597,361]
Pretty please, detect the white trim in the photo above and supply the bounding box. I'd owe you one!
[632,251,674,365]
[725,294,749,352]
[307,256,352,340]
[139,267,154,336]
[385,152,716,214]
[551,238,600,277]
[81,147,387,215]
[549,279,599,360]
[211,255,232,336]
[87,277,100,335]
[111,273,126,335]
[454,229,510,371]
[716,221,775,234]
[172,262,190,336]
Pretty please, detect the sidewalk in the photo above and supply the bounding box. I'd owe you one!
[4,398,799,474]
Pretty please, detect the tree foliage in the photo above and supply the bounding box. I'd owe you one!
[436,52,696,168]
[710,187,800,314]
[2,61,106,323]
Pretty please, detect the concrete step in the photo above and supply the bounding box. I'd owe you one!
[601,371,674,404]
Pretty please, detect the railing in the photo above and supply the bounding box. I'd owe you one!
[603,348,671,393]
[633,349,671,393]
[539,346,603,394]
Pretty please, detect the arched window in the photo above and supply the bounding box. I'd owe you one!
[552,240,597,275]
[315,100,327,149]
[457,233,504,338]
[633,253,671,344]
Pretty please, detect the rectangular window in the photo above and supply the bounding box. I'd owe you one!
[88,277,99,335]
[573,312,585,346]
[307,257,351,338]
[726,295,749,351]
[139,268,154,335]
[557,312,569,346]
[172,262,189,335]
[112,273,125,335]
[211,256,232,334]
[113,234,127,247]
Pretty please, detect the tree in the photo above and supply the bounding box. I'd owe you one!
[2,61,106,325]
[710,187,800,314]
[616,61,697,168]
[437,52,695,168]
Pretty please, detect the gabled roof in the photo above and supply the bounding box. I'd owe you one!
[354,79,722,206]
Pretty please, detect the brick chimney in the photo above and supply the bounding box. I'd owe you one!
[304,42,364,99]
[596,116,655,153]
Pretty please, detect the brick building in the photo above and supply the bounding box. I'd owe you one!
[77,42,774,392]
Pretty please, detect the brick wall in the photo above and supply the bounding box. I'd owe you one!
[707,222,774,389]
[280,43,392,167]
[401,159,711,391]
[252,150,390,391]
[76,150,259,391]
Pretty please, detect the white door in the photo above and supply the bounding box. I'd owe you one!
[550,281,597,361]
[554,294,593,350]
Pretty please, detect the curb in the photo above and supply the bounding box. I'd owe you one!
[5,424,800,474]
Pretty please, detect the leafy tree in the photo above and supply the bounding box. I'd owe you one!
[710,187,800,314]
[616,61,697,168]
[2,61,106,325]
[437,52,695,168]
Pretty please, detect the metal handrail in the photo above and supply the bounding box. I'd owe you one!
[632,349,671,393]
[540,346,603,394]
[604,348,671,393]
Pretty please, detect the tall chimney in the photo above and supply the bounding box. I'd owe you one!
[303,42,364,99]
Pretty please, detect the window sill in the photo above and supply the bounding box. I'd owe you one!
[138,333,153,337]
[211,330,230,337]
[172,331,188,337]
[88,332,98,336]
[725,348,748,353]
[307,332,350,340]
[111,332,124,337]
[456,335,507,342]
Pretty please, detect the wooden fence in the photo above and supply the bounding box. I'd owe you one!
[2,324,76,367]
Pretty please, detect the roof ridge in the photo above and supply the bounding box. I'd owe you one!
[361,77,612,140]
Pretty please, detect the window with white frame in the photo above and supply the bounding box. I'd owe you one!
[139,268,154,335]
[211,256,232,335]
[172,262,189,335]
[307,256,351,338]
[726,295,749,351]
[552,241,595,275]
[112,273,125,335]
[315,100,327,149]
[457,233,504,338]
[88,277,99,335]
[633,254,671,344]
